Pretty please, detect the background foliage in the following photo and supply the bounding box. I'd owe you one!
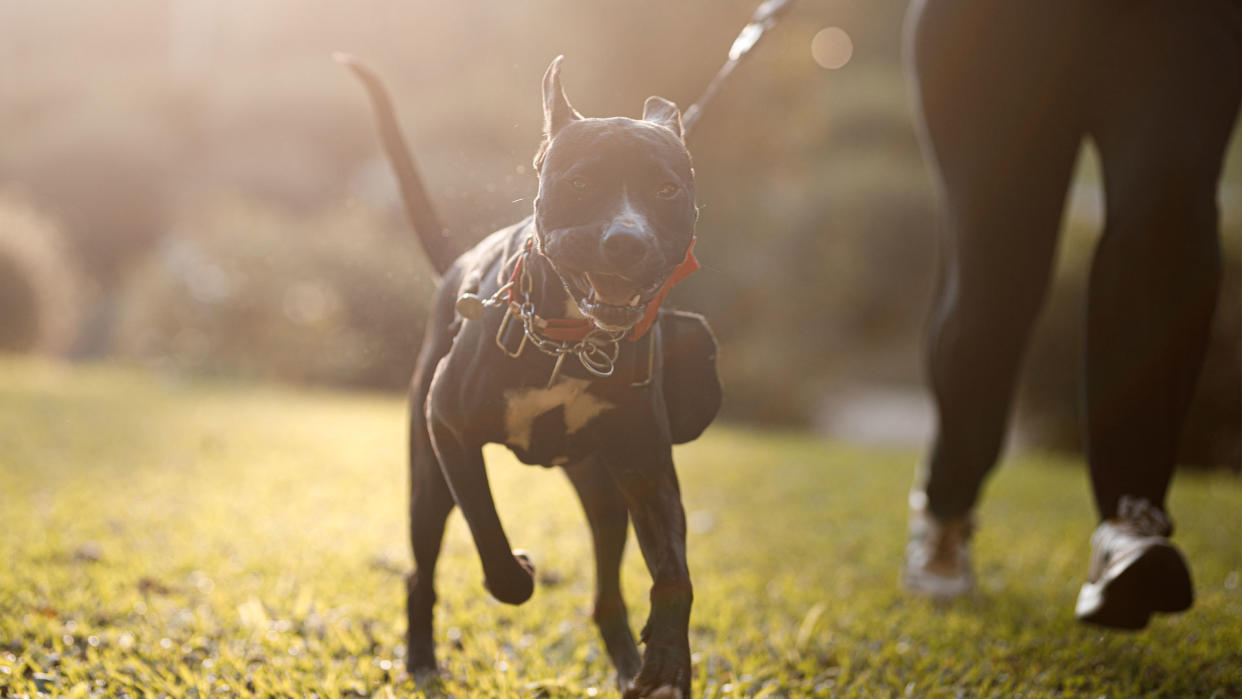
[0,0,1237,467]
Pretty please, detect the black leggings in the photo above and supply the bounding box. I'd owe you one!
[907,0,1242,520]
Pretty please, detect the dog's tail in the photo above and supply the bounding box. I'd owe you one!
[335,52,458,276]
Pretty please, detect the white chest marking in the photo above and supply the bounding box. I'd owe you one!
[503,378,613,451]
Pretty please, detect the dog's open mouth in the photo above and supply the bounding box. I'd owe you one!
[562,269,664,332]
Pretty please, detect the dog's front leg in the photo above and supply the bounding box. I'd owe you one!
[603,445,693,699]
[427,416,536,605]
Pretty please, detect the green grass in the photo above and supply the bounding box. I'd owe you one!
[1,358,1239,697]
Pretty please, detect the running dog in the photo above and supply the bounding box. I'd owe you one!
[341,55,720,698]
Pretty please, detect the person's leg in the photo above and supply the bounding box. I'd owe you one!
[1085,0,1242,521]
[1075,0,1242,628]
[902,0,1093,597]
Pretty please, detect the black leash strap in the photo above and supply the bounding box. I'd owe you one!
[681,0,797,138]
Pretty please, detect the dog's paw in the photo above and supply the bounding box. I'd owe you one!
[402,659,444,686]
[405,645,439,676]
[622,644,690,699]
[614,668,639,695]
[484,550,536,605]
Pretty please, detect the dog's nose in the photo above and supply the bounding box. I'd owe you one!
[601,225,651,269]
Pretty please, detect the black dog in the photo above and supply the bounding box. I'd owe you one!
[342,55,721,698]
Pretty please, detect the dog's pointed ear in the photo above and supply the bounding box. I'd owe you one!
[643,96,683,141]
[542,55,581,139]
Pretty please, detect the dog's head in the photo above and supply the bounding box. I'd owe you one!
[532,56,697,333]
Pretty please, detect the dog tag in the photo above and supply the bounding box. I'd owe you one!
[456,293,486,320]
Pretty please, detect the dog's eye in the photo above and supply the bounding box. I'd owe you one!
[570,177,588,192]
[655,183,679,199]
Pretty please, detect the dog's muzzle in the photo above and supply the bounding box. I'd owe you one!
[549,236,699,336]
[559,268,663,332]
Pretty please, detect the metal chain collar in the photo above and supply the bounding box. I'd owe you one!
[457,242,625,387]
[506,297,625,386]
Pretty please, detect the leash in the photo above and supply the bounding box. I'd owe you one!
[681,0,797,138]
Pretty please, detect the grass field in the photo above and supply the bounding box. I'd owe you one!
[1,358,1240,697]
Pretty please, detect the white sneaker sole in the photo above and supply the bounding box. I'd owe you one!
[1075,540,1193,630]
[902,568,973,600]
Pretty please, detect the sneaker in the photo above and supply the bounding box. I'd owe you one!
[1074,496,1194,630]
[902,490,975,600]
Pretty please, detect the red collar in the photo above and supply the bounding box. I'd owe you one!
[628,238,700,340]
[506,236,700,343]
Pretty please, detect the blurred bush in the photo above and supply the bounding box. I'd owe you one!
[686,67,936,424]
[0,192,82,355]
[115,197,434,389]
[704,153,936,425]
[3,99,179,289]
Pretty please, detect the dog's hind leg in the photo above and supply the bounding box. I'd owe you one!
[405,292,463,674]
[406,406,455,674]
[564,457,642,689]
[426,413,536,606]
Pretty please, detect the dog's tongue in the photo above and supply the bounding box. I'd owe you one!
[586,272,641,306]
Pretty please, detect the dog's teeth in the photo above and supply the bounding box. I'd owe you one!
[629,294,641,306]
